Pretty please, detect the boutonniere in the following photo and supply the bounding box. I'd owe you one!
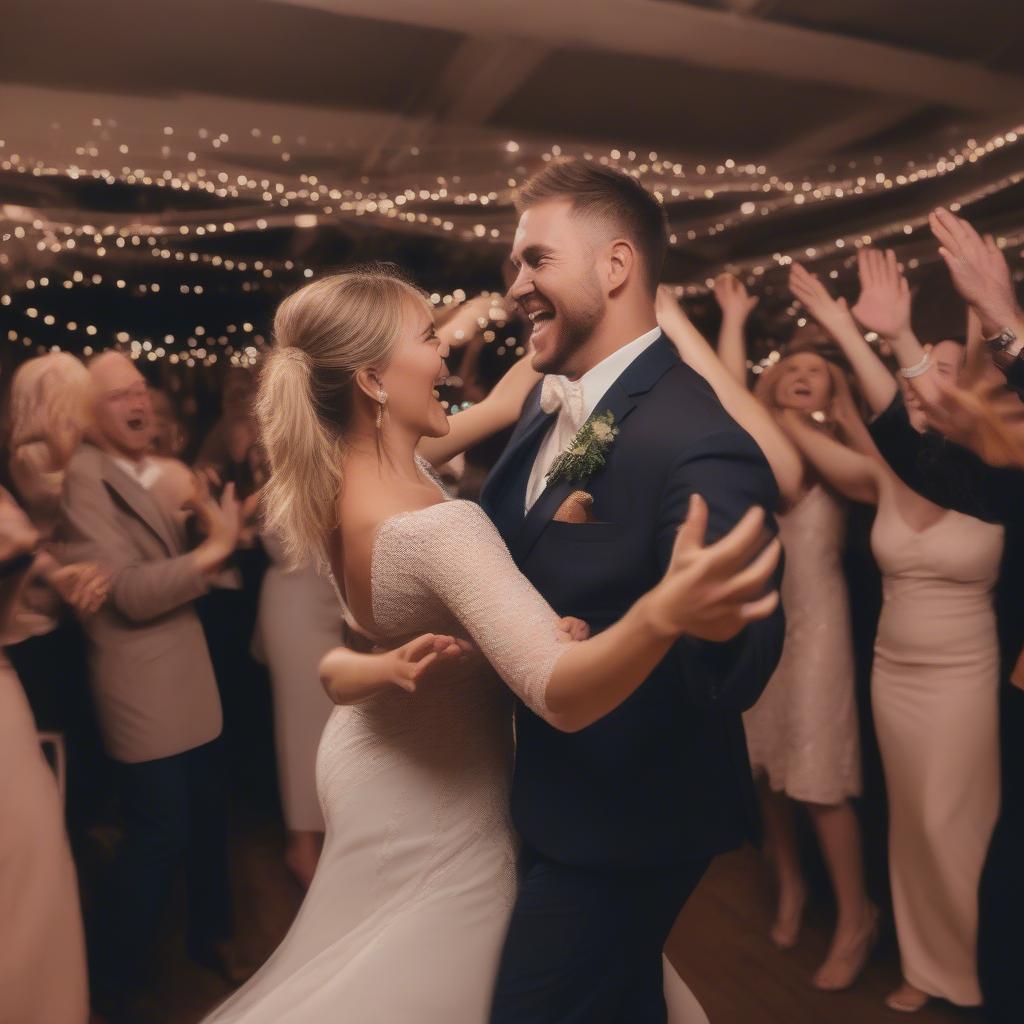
[546,411,619,488]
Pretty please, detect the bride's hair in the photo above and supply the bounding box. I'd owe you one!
[256,264,426,567]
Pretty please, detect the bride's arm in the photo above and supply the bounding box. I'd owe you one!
[543,499,779,730]
[318,633,470,705]
[416,352,541,468]
[392,498,779,734]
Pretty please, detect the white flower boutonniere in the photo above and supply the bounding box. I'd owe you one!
[546,411,620,488]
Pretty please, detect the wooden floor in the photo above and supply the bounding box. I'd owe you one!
[146,815,984,1024]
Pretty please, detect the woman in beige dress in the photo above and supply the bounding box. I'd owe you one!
[0,488,90,1024]
[786,249,1002,1012]
[255,528,338,888]
[657,283,875,991]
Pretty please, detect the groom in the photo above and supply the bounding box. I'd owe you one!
[479,160,785,1022]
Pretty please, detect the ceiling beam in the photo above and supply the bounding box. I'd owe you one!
[766,101,927,174]
[360,34,550,175]
[280,0,1024,112]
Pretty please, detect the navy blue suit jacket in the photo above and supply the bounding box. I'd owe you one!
[479,335,785,868]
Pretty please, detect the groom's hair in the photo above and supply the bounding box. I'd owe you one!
[515,159,668,295]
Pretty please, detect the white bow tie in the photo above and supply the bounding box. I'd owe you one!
[540,375,586,433]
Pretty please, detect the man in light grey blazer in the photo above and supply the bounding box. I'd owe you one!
[56,352,243,1016]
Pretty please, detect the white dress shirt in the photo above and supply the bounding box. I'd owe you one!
[112,454,162,491]
[525,326,661,511]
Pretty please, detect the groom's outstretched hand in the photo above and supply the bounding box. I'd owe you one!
[647,494,780,644]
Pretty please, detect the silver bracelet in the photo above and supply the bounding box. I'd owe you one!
[899,355,933,379]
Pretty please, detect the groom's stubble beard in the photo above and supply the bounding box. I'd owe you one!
[537,267,606,378]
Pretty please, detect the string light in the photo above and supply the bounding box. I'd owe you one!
[2,113,1022,370]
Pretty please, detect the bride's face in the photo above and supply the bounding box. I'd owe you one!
[379,300,452,440]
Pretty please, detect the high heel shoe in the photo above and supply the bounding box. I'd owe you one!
[812,904,880,991]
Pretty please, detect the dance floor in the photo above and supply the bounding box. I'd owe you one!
[147,811,984,1024]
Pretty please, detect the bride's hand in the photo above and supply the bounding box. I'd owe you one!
[646,494,781,644]
[387,633,474,693]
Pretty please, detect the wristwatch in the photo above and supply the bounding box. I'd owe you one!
[984,326,1022,373]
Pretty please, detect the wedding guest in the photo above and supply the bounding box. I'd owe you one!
[4,353,113,832]
[255,527,337,888]
[55,351,246,1018]
[788,250,1003,1013]
[860,210,1024,1023]
[687,273,877,990]
[149,385,189,459]
[196,367,257,468]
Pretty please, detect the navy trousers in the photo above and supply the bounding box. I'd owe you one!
[91,738,231,996]
[490,847,708,1024]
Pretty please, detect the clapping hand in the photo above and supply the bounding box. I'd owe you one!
[789,263,851,328]
[851,249,911,339]
[648,494,780,644]
[714,274,759,322]
[186,474,241,551]
[929,208,1020,336]
[48,561,111,617]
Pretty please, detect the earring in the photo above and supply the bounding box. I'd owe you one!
[376,387,388,430]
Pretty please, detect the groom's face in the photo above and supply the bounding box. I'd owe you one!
[508,199,606,377]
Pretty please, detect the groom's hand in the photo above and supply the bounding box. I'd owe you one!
[648,494,781,644]
[556,616,591,642]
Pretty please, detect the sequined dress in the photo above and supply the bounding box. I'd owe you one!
[202,486,567,1022]
[203,470,708,1023]
[742,485,861,803]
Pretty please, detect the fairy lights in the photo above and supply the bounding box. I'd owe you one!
[2,112,1023,366]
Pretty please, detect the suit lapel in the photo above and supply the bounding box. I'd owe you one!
[100,456,178,555]
[480,397,556,536]
[509,335,681,563]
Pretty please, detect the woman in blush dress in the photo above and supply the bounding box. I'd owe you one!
[785,249,1002,1013]
[199,267,780,1024]
[658,280,876,991]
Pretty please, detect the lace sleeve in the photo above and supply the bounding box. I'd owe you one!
[373,501,567,719]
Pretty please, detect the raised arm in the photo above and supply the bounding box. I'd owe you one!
[713,273,758,386]
[930,207,1024,344]
[416,352,541,468]
[788,261,898,415]
[57,461,238,622]
[386,500,779,733]
[847,248,946,411]
[777,409,882,506]
[656,285,804,507]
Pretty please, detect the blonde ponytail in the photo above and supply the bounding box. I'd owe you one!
[255,266,427,567]
[256,347,344,567]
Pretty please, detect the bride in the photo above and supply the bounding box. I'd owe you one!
[202,266,779,1023]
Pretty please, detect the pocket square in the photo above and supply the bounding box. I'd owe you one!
[553,490,598,524]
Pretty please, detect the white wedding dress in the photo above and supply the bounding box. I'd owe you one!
[203,467,708,1023]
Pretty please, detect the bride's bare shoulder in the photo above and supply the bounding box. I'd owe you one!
[338,464,446,542]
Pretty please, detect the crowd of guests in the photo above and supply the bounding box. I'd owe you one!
[0,198,1021,1024]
